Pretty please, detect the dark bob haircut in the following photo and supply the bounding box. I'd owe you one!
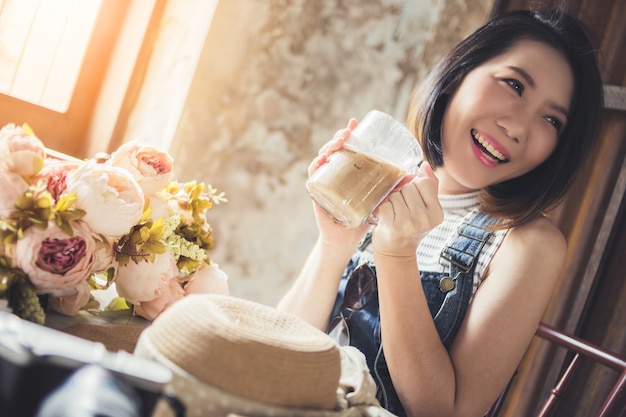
[410,8,604,228]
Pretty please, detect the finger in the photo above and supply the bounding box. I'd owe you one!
[391,185,422,219]
[415,161,437,180]
[409,164,440,214]
[318,127,352,158]
[375,200,395,222]
[318,135,342,156]
[308,153,328,176]
[391,174,416,192]
[400,179,423,203]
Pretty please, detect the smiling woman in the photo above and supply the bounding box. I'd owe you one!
[278,8,604,417]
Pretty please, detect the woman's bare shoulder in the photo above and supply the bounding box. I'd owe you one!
[505,215,565,255]
[492,215,566,283]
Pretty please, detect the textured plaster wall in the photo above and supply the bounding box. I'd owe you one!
[167,0,492,306]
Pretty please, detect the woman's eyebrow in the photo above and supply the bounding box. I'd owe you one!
[508,65,535,88]
[509,65,569,119]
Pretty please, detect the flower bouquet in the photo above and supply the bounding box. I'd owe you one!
[0,123,229,324]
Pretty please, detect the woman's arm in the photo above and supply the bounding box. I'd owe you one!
[376,213,565,417]
[277,119,370,329]
[445,217,565,416]
[277,236,356,329]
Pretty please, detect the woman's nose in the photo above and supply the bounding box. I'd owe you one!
[496,110,530,143]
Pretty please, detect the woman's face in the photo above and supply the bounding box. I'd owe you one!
[437,39,574,194]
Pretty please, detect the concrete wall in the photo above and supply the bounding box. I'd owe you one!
[153,0,492,306]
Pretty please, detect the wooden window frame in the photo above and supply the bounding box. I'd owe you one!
[0,0,167,159]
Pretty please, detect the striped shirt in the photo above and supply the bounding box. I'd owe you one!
[360,192,508,295]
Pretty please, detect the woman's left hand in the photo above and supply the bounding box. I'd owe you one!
[371,162,443,257]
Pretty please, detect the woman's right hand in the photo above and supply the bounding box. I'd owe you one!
[308,118,370,248]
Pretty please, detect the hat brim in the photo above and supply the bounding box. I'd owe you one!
[136,330,344,417]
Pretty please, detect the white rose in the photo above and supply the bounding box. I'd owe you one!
[115,249,178,304]
[65,161,145,238]
[146,194,172,221]
[134,278,185,321]
[184,264,229,296]
[47,280,91,316]
[0,123,45,177]
[91,237,118,274]
[107,141,174,195]
[0,171,29,218]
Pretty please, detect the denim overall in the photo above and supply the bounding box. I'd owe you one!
[328,210,498,416]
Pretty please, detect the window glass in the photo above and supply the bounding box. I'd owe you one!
[0,0,101,112]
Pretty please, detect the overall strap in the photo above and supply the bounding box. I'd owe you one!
[434,209,498,348]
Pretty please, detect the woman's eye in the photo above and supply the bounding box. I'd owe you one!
[505,79,524,96]
[546,116,563,132]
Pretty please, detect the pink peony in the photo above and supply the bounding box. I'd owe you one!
[107,142,174,195]
[0,123,46,177]
[184,264,229,296]
[0,171,29,218]
[35,160,80,201]
[65,160,145,238]
[114,249,178,304]
[15,221,96,296]
[47,280,91,316]
[133,278,185,321]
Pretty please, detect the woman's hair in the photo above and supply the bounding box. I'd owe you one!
[410,8,604,228]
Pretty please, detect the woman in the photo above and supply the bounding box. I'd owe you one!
[278,8,603,417]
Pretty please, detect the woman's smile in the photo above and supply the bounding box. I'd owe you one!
[470,129,510,165]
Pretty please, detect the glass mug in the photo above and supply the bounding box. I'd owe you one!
[306,110,423,229]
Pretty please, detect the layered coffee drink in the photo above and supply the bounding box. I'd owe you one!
[306,147,407,229]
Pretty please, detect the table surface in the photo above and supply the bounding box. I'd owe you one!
[44,286,150,353]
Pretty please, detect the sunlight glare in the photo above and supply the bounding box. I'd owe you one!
[0,0,102,112]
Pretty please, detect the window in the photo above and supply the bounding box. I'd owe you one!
[0,0,102,113]
[0,0,151,158]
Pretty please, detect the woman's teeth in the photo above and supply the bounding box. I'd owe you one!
[471,130,507,163]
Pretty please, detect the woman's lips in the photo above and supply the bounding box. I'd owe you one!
[471,129,510,163]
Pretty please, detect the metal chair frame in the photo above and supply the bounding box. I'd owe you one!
[485,322,626,417]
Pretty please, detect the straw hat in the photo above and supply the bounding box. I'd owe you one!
[134,294,343,416]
